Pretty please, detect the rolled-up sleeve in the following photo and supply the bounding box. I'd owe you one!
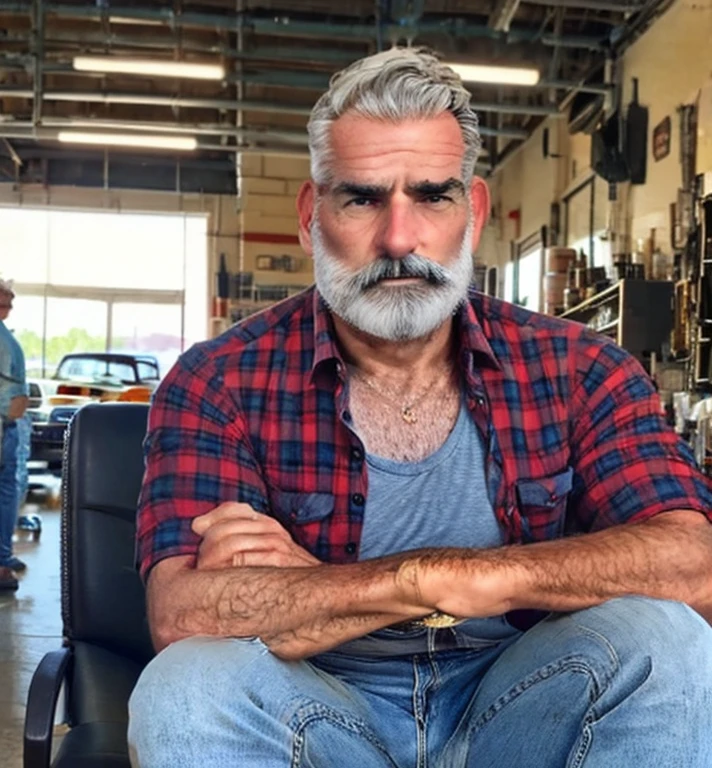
[569,340,712,531]
[136,346,269,581]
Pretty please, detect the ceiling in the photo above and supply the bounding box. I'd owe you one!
[0,0,672,193]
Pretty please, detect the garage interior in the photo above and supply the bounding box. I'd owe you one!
[1,0,711,766]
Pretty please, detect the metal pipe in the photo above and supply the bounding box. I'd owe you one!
[0,125,493,169]
[0,85,567,119]
[489,0,522,32]
[0,57,612,97]
[523,0,642,12]
[31,0,43,125]
[2,137,22,166]
[0,2,607,50]
[0,87,315,115]
[0,30,360,65]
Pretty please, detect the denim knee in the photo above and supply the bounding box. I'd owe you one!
[569,597,712,689]
[128,637,269,752]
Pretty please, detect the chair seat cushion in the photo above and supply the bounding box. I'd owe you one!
[52,722,131,768]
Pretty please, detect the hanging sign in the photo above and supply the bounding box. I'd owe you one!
[652,116,671,162]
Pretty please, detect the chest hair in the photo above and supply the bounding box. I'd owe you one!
[348,376,462,462]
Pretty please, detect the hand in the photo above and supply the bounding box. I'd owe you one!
[8,395,28,420]
[191,502,321,570]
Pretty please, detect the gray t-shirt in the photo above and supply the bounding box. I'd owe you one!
[334,400,519,657]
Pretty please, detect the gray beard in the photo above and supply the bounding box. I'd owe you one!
[312,218,474,342]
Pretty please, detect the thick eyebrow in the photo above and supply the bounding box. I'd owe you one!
[329,182,391,198]
[405,178,466,198]
[325,177,466,200]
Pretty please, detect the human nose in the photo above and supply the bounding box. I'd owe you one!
[377,198,420,260]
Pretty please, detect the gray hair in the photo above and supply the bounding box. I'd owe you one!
[307,47,482,186]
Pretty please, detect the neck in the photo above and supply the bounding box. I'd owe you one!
[332,313,455,378]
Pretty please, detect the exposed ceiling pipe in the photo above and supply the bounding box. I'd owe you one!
[488,0,522,33]
[0,87,568,119]
[0,56,611,96]
[0,2,607,50]
[2,115,526,141]
[2,137,22,166]
[0,30,361,65]
[31,0,43,126]
[0,87,314,115]
[31,117,312,144]
[0,125,495,169]
[523,0,642,11]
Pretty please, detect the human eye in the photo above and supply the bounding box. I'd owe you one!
[419,193,455,207]
[345,196,379,208]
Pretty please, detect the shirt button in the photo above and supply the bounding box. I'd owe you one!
[345,542,357,555]
[350,446,364,462]
[475,395,485,406]
[352,493,365,506]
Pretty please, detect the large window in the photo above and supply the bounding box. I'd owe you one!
[0,208,207,378]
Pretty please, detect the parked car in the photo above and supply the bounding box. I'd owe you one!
[28,353,161,470]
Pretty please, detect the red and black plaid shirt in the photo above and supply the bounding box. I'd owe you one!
[137,287,712,579]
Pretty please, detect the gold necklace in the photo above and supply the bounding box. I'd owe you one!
[353,367,447,425]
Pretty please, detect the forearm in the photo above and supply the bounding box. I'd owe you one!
[416,511,712,621]
[148,555,432,653]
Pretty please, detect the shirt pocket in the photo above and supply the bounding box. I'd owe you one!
[515,467,573,543]
[268,489,335,558]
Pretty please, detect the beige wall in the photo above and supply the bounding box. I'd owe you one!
[481,0,712,275]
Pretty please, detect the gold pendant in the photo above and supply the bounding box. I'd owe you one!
[401,406,417,424]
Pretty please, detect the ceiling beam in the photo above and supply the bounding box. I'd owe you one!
[0,58,611,97]
[0,87,315,116]
[523,0,643,12]
[0,2,607,50]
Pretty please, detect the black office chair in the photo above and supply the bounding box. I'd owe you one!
[24,402,154,768]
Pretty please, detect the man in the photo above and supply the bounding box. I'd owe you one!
[128,48,712,767]
[0,278,29,591]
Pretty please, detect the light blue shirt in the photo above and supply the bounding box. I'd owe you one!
[0,319,28,420]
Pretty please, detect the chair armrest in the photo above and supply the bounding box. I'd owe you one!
[24,647,72,768]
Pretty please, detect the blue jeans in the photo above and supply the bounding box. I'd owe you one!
[15,414,30,509]
[128,597,712,767]
[0,423,19,566]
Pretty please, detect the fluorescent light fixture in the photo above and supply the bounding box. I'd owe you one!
[446,63,540,87]
[57,131,198,151]
[72,56,225,80]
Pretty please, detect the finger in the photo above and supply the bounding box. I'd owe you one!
[198,532,320,570]
[198,532,287,569]
[191,502,260,535]
[197,517,289,546]
[230,549,320,568]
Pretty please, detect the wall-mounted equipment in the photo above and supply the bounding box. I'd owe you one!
[624,78,648,185]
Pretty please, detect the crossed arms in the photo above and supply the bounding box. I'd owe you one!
[147,502,712,659]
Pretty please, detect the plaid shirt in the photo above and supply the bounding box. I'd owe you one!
[137,286,712,579]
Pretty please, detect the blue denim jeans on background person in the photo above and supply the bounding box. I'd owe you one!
[128,596,712,767]
[15,413,30,510]
[0,422,19,566]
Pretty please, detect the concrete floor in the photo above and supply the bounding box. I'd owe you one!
[0,479,65,768]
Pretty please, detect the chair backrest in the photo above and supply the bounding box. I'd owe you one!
[62,402,155,665]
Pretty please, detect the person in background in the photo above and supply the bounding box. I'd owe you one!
[0,278,29,591]
[129,48,712,767]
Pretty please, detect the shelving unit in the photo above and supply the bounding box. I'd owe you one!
[560,279,674,361]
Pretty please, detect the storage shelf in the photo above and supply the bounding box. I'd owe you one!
[558,279,673,362]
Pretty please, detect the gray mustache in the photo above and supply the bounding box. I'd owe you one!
[356,255,449,290]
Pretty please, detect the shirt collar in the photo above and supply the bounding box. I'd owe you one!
[309,288,502,386]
